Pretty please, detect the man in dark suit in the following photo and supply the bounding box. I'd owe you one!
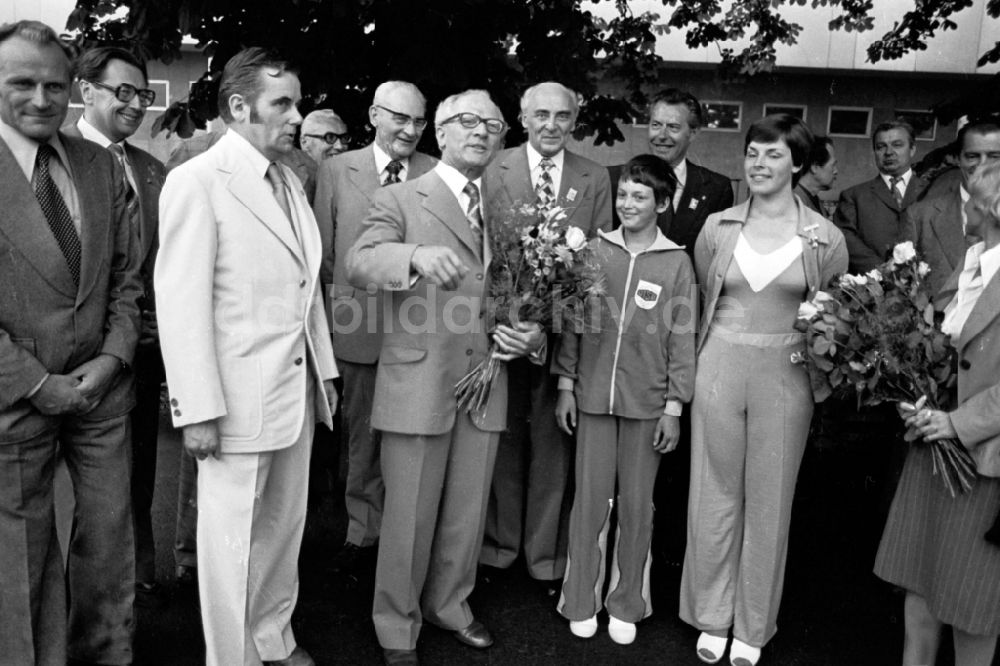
[904,120,1000,295]
[834,120,927,273]
[480,81,611,589]
[609,88,734,255]
[314,80,437,570]
[66,45,167,597]
[0,21,141,665]
[794,135,837,216]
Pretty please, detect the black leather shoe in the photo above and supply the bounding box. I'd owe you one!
[331,542,375,572]
[263,645,315,666]
[453,620,494,649]
[383,648,419,665]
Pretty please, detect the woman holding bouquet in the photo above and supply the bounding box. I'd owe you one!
[679,115,847,666]
[874,162,1000,666]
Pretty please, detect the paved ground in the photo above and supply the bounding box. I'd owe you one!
[133,414,998,665]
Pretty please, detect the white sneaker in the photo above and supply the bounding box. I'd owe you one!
[696,632,728,664]
[729,638,761,666]
[607,616,636,645]
[569,615,597,638]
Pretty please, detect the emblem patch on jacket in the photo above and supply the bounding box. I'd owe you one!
[634,279,662,310]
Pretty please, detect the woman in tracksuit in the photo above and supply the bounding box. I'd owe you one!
[554,155,696,645]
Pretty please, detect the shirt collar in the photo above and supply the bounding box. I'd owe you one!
[77,116,126,151]
[225,127,272,180]
[434,160,482,203]
[881,168,913,190]
[526,142,564,173]
[0,118,71,182]
[372,142,409,177]
[672,158,688,188]
[966,241,1000,287]
[598,226,682,253]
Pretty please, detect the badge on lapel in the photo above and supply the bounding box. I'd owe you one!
[689,196,702,211]
[634,279,662,310]
[567,188,578,203]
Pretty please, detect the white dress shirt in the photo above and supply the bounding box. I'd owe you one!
[373,143,410,184]
[881,168,913,202]
[942,241,1000,338]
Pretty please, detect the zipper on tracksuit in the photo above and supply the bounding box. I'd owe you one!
[608,250,639,413]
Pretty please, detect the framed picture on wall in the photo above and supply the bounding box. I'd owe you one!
[828,106,872,138]
[703,101,742,131]
[147,80,169,112]
[895,109,937,141]
[763,103,807,120]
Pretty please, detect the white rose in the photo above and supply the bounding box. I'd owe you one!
[865,269,883,282]
[917,261,931,277]
[812,290,835,305]
[797,301,819,320]
[564,226,587,251]
[892,241,917,265]
[838,274,867,288]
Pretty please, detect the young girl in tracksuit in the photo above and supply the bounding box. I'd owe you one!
[554,154,696,645]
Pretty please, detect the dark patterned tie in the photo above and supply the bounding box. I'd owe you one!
[34,144,81,284]
[462,181,484,261]
[384,160,403,186]
[536,157,555,210]
[889,175,904,208]
[107,143,140,239]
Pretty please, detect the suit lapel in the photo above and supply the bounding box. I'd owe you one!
[901,175,924,208]
[558,152,592,223]
[500,147,533,207]
[125,144,159,263]
[0,136,77,296]
[63,135,103,301]
[930,193,967,273]
[409,152,437,180]
[421,173,481,262]
[673,163,704,236]
[868,176,900,212]
[958,269,1000,351]
[224,154,304,265]
[349,147,380,201]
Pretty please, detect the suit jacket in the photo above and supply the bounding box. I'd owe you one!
[346,169,508,436]
[901,178,968,296]
[936,263,1000,477]
[154,130,336,454]
[485,145,612,239]
[0,133,142,442]
[608,160,734,255]
[834,173,927,273]
[794,182,823,215]
[314,145,437,364]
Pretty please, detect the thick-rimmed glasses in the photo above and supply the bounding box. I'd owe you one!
[89,81,157,108]
[303,132,350,146]
[440,113,506,135]
[373,104,428,131]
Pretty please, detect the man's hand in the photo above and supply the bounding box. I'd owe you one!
[411,246,468,290]
[69,354,121,411]
[653,414,680,453]
[29,374,88,415]
[139,310,158,346]
[183,421,220,461]
[492,321,544,361]
[323,379,339,416]
[555,389,577,436]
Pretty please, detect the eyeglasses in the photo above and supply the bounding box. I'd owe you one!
[89,81,157,108]
[303,132,350,146]
[440,113,506,135]
[373,104,428,131]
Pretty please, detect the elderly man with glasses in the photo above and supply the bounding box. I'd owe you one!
[300,109,349,163]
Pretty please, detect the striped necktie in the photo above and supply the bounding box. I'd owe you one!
[462,181,484,261]
[384,160,403,186]
[34,144,81,284]
[889,175,904,208]
[108,143,140,238]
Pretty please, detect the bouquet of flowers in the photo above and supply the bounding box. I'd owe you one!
[454,202,605,413]
[792,241,976,496]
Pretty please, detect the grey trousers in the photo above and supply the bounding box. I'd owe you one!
[341,360,383,547]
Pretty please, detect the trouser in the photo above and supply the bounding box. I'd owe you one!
[0,414,135,665]
[680,328,812,648]
[373,413,499,650]
[341,360,383,546]
[196,405,314,666]
[558,413,661,623]
[131,344,165,583]
[174,445,198,569]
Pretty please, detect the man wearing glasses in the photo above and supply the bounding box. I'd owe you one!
[65,45,168,603]
[314,80,436,574]
[300,108,349,163]
[347,89,543,665]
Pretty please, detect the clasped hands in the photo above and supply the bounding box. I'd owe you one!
[29,354,122,416]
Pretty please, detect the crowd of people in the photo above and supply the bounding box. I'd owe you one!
[0,16,998,666]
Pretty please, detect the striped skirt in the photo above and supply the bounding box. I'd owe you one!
[874,443,1000,636]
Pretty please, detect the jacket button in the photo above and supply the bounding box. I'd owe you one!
[960,359,971,370]
[466,349,473,356]
[170,398,178,406]
[476,273,483,280]
[294,357,303,366]
[299,280,306,288]
[173,409,181,417]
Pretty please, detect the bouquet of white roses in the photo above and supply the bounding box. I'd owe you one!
[454,202,604,413]
[793,241,976,496]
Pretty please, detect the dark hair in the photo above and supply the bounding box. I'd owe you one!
[804,136,834,172]
[74,46,147,84]
[958,118,1000,153]
[872,120,915,148]
[217,47,296,123]
[649,88,703,129]
[619,154,677,205]
[744,114,814,186]
[0,20,73,60]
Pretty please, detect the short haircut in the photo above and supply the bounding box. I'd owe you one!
[872,120,915,148]
[302,109,344,133]
[0,20,73,60]
[649,88,703,129]
[519,81,579,117]
[805,136,834,172]
[217,47,296,123]
[619,154,676,205]
[967,160,1000,225]
[74,46,148,84]
[958,117,1000,152]
[434,89,501,126]
[745,114,815,186]
[372,80,426,108]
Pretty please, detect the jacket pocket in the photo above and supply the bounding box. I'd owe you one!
[380,345,427,365]
[12,337,37,356]
[218,357,263,440]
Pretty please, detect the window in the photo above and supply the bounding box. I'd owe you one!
[828,106,872,138]
[894,109,937,141]
[763,104,806,121]
[703,101,742,132]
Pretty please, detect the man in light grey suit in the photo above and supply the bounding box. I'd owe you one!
[481,81,611,588]
[314,81,436,570]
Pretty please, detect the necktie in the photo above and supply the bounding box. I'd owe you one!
[462,181,484,261]
[108,143,140,239]
[34,144,81,284]
[266,163,294,230]
[889,175,904,208]
[536,157,555,210]
[384,160,403,186]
